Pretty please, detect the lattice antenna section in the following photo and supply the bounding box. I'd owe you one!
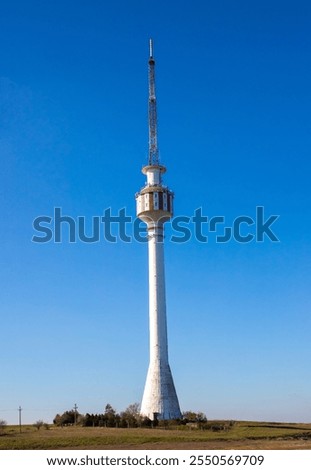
[148,39,159,166]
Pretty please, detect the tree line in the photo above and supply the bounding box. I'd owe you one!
[53,404,207,428]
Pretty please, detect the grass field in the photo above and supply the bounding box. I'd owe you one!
[1,421,311,450]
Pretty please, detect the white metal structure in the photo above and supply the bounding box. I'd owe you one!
[136,40,182,420]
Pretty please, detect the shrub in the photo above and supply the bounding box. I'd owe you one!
[0,420,7,435]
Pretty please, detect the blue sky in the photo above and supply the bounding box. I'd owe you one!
[1,0,310,425]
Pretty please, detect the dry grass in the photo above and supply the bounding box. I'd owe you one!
[1,421,311,450]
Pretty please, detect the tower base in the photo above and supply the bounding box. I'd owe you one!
[140,361,182,420]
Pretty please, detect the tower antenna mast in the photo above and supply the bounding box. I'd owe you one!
[148,38,159,165]
[136,40,181,421]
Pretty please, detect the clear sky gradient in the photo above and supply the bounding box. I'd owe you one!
[1,0,310,424]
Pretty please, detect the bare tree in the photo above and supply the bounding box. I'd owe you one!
[33,420,44,430]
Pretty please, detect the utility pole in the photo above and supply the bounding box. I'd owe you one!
[18,406,22,433]
[73,403,78,425]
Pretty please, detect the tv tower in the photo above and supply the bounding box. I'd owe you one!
[136,40,182,420]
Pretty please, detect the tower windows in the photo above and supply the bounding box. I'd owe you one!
[153,192,159,209]
[163,192,167,211]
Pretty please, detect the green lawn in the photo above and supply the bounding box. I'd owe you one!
[1,421,311,450]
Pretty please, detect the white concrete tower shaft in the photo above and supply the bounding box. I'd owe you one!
[136,40,182,420]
